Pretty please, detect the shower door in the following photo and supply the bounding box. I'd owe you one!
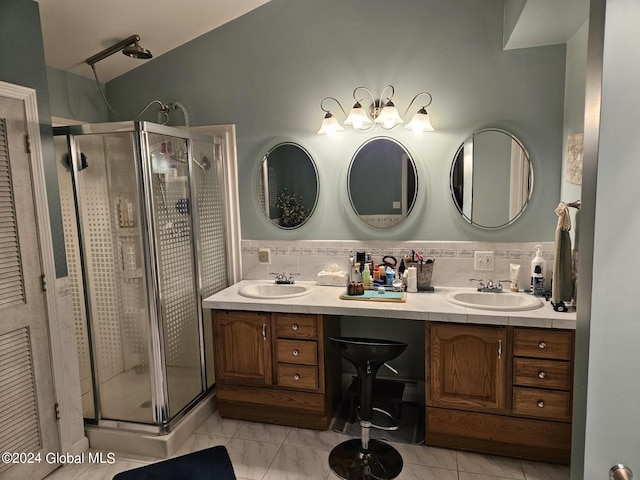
[145,132,202,420]
[55,122,226,431]
[60,129,156,424]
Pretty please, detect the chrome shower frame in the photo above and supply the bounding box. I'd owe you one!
[55,121,214,434]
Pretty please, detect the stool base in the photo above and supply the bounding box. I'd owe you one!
[329,438,403,480]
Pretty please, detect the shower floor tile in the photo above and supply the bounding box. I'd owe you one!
[83,366,201,424]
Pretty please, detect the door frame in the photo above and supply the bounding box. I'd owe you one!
[0,81,65,450]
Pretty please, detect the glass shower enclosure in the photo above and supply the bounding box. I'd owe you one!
[54,121,228,433]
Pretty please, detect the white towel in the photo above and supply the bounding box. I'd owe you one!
[552,203,574,303]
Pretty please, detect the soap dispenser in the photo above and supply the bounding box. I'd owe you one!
[530,244,546,296]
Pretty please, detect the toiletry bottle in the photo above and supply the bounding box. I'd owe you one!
[362,264,371,288]
[407,266,418,293]
[509,263,521,292]
[353,263,362,283]
[530,244,546,295]
[378,265,386,283]
[532,265,544,296]
[385,266,395,286]
[373,264,380,281]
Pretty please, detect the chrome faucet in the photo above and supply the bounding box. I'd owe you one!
[470,278,509,293]
[270,272,299,284]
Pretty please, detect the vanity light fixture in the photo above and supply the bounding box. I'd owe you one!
[317,85,435,135]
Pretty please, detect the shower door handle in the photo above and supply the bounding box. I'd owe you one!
[262,323,267,341]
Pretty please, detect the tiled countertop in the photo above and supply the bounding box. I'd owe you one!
[202,281,576,330]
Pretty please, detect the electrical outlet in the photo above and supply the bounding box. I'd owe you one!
[474,251,494,271]
[258,248,271,264]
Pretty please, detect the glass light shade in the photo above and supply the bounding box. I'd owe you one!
[317,113,344,136]
[374,102,404,129]
[405,109,435,133]
[344,103,372,130]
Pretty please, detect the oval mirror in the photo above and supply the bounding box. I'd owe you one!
[257,142,318,229]
[450,128,533,229]
[348,137,418,229]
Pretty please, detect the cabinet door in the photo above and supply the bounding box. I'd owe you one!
[213,311,272,386]
[431,324,506,411]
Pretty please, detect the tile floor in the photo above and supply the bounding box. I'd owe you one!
[45,411,570,480]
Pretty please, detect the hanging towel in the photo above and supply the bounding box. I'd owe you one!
[552,202,574,303]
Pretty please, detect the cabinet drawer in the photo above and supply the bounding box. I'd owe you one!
[276,339,317,365]
[513,387,571,421]
[276,364,319,390]
[513,328,573,360]
[513,358,572,390]
[274,314,317,340]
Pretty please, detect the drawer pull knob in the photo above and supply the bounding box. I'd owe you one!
[291,324,299,331]
[292,349,299,356]
[293,374,300,381]
[537,400,545,408]
[538,371,547,379]
[538,341,547,349]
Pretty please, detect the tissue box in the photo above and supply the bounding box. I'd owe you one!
[317,270,347,287]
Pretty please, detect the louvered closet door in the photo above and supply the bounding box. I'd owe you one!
[0,96,59,480]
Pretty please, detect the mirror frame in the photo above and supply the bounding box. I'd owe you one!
[252,140,320,230]
[344,136,423,233]
[449,128,534,230]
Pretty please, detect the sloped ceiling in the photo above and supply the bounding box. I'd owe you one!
[37,0,588,84]
[37,0,271,82]
[504,0,590,50]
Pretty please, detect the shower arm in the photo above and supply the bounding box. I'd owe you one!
[85,35,141,66]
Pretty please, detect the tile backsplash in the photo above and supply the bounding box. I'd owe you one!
[241,240,558,290]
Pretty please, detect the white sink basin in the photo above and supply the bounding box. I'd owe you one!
[238,283,313,299]
[445,290,543,311]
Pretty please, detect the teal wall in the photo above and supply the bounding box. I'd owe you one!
[106,0,566,242]
[47,67,108,123]
[0,0,67,276]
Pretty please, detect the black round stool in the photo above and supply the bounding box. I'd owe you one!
[329,337,408,480]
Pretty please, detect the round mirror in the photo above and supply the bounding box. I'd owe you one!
[450,128,533,229]
[348,137,418,229]
[257,142,318,229]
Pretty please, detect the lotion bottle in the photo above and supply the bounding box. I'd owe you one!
[530,245,546,295]
[362,264,371,288]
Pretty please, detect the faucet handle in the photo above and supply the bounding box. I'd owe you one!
[496,279,511,290]
[287,273,300,284]
[269,271,287,283]
[469,278,485,290]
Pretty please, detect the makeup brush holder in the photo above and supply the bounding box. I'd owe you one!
[407,260,434,291]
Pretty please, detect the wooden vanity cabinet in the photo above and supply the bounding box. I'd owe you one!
[213,310,272,386]
[430,324,507,412]
[212,310,340,430]
[426,323,574,464]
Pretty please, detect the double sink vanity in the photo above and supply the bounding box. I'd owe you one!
[203,280,576,464]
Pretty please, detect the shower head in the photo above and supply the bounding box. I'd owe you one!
[122,41,152,60]
[85,34,152,66]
